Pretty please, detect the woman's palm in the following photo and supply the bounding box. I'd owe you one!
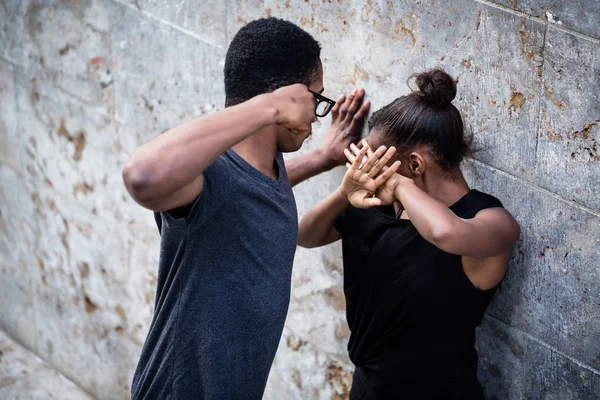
[342,168,378,208]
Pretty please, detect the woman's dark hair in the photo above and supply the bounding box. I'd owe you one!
[224,18,321,107]
[368,69,472,170]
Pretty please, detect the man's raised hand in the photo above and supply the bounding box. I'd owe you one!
[269,84,316,136]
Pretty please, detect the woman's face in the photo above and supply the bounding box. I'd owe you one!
[365,131,413,179]
[365,130,431,183]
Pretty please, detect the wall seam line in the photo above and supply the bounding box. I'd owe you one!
[484,315,600,376]
[109,0,225,50]
[473,0,600,44]
[464,158,600,217]
[533,23,548,166]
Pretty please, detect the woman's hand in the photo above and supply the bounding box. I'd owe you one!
[340,143,400,208]
[343,142,403,206]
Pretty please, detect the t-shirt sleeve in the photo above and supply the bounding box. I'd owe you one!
[160,155,232,232]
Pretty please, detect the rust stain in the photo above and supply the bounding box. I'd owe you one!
[393,20,416,47]
[518,18,536,61]
[326,361,352,400]
[30,85,40,105]
[462,59,472,69]
[116,305,127,321]
[286,335,307,352]
[322,255,342,275]
[89,56,105,65]
[46,198,57,212]
[58,118,86,161]
[114,326,126,335]
[84,294,98,313]
[76,222,93,239]
[299,15,315,28]
[265,8,271,17]
[569,120,599,140]
[80,261,90,279]
[539,245,553,257]
[324,286,346,310]
[37,257,45,270]
[544,86,566,110]
[509,91,526,110]
[25,147,35,159]
[354,64,370,82]
[141,95,153,113]
[58,43,71,56]
[335,323,351,340]
[546,130,563,142]
[72,182,94,197]
[60,232,69,253]
[31,192,42,206]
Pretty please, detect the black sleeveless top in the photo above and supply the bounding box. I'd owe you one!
[334,190,504,398]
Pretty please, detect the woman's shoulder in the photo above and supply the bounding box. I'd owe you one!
[452,189,505,219]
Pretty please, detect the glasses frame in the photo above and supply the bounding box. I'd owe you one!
[308,90,336,117]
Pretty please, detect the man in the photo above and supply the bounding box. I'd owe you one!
[123,18,369,399]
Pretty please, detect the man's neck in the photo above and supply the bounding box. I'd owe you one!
[231,128,279,179]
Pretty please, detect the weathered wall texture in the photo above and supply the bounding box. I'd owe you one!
[0,0,598,399]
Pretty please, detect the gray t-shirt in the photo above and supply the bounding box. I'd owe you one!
[131,149,298,399]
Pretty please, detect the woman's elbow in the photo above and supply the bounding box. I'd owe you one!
[297,231,314,248]
[429,223,452,248]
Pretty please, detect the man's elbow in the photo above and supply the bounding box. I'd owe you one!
[122,158,157,205]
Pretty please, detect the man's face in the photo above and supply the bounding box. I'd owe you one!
[276,62,324,153]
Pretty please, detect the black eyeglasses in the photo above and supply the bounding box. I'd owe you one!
[308,90,336,117]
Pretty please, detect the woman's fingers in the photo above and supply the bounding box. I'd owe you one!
[344,148,356,164]
[361,145,388,174]
[350,145,369,170]
[361,196,382,208]
[374,161,401,187]
[368,146,396,178]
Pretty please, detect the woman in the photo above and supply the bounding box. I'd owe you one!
[298,69,520,399]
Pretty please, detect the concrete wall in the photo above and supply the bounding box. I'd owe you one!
[0,0,598,399]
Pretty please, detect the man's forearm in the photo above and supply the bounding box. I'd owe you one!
[286,149,337,187]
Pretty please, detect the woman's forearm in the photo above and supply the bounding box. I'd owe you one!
[298,188,349,248]
[394,179,459,245]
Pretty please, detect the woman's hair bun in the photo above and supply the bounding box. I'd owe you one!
[412,68,457,108]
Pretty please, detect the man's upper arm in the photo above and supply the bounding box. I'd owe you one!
[160,156,232,228]
[147,175,204,213]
